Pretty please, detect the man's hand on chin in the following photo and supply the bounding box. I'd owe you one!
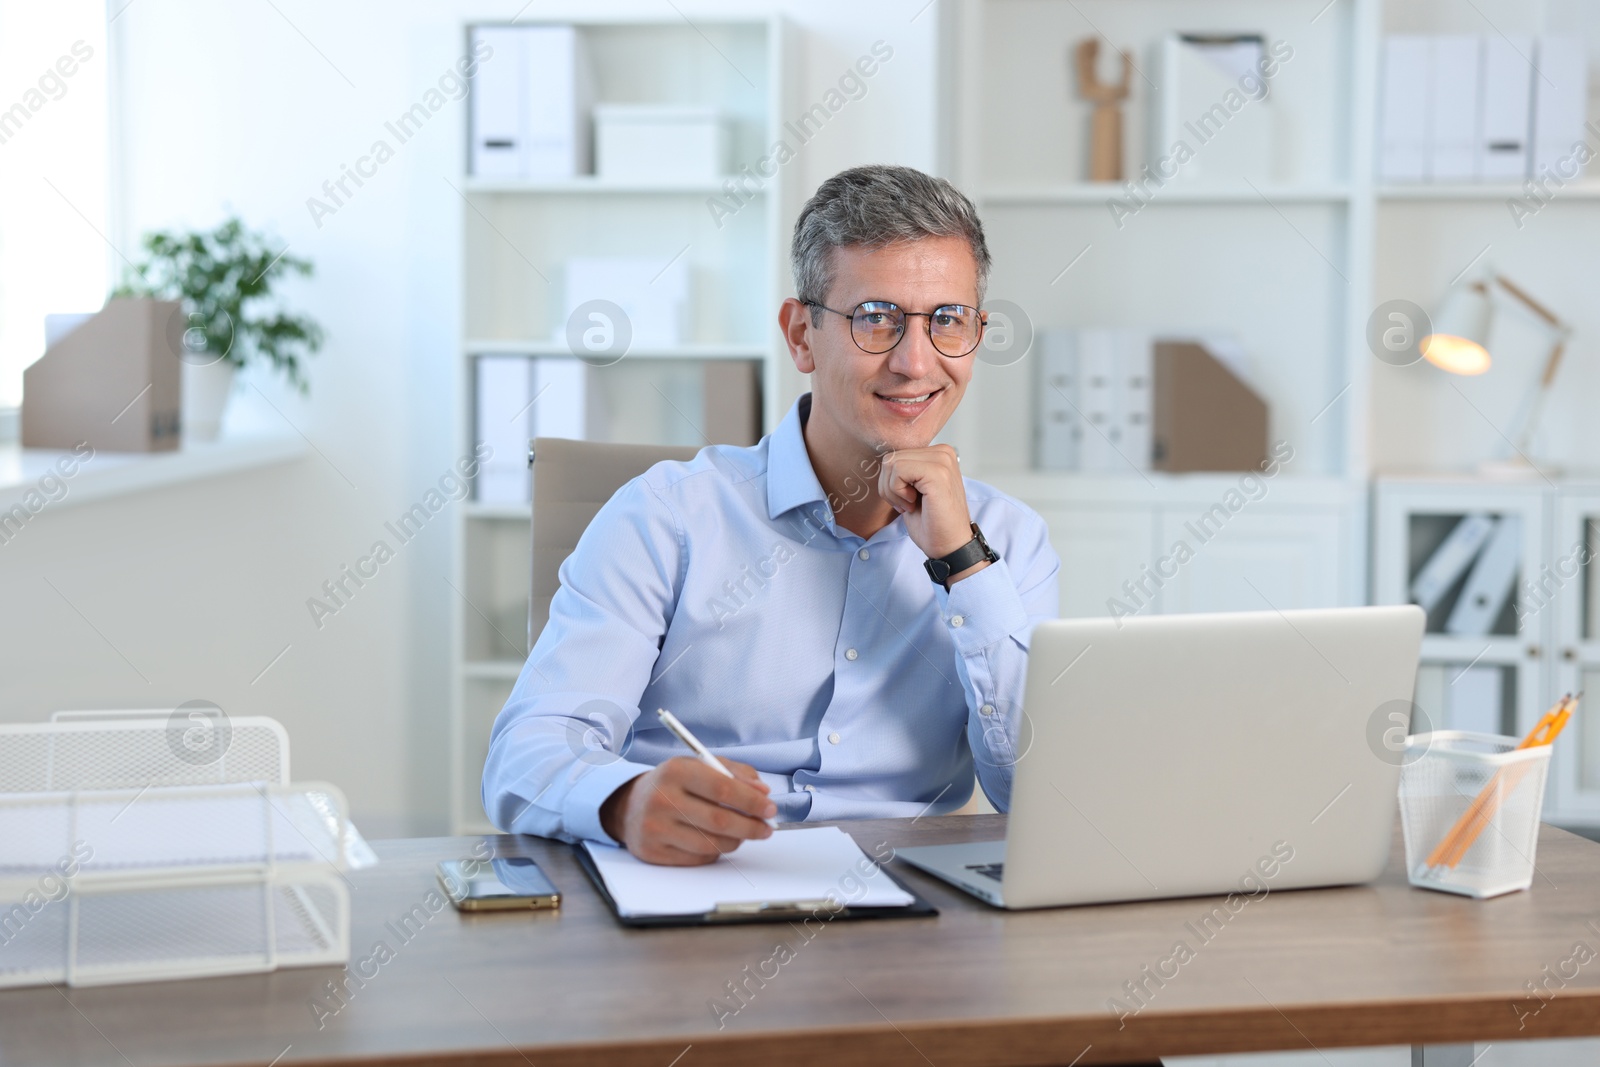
[598,756,776,865]
[878,444,990,585]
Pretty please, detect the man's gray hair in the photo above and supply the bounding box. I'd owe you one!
[791,164,991,323]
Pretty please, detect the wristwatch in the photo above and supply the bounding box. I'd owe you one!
[924,522,999,588]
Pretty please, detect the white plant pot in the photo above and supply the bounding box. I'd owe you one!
[182,359,236,442]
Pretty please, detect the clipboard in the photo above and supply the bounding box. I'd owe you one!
[573,844,939,929]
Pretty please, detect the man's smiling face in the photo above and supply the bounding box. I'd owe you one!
[795,235,981,457]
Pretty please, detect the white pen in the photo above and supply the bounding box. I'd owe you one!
[656,708,779,829]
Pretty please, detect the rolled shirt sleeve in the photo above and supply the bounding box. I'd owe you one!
[933,497,1061,812]
[481,474,682,845]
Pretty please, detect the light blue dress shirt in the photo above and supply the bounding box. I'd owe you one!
[482,393,1061,844]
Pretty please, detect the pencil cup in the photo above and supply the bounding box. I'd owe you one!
[1399,730,1552,899]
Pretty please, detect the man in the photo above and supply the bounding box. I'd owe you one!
[483,164,1060,865]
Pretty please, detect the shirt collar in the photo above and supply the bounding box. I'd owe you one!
[766,393,831,521]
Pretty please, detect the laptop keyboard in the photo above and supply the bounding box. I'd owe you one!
[965,862,1004,882]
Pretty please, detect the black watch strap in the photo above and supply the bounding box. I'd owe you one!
[924,522,999,588]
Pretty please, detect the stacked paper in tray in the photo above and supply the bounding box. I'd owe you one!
[0,713,374,988]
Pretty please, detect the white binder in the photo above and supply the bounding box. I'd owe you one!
[469,26,592,179]
[1478,35,1534,181]
[1379,36,1431,183]
[1428,36,1480,182]
[1076,329,1120,473]
[1446,514,1522,635]
[524,26,592,180]
[1035,329,1080,471]
[1117,331,1153,472]
[1410,513,1495,613]
[470,27,527,178]
[475,355,532,504]
[1532,36,1587,181]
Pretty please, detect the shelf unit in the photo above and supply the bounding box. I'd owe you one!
[935,0,1383,609]
[448,13,798,834]
[1377,181,1600,201]
[933,0,1599,615]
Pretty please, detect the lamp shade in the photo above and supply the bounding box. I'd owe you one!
[1422,282,1493,376]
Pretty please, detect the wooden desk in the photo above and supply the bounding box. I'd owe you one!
[5,815,1600,1067]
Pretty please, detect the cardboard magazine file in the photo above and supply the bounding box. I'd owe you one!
[21,297,183,452]
[1151,340,1269,472]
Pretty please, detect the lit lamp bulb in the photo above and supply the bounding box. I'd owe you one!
[1420,333,1490,376]
[1420,281,1493,377]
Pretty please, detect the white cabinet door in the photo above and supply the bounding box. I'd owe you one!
[1155,508,1343,615]
[1031,505,1156,619]
[1551,491,1600,822]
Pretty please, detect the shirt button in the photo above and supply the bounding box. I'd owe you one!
[845,647,858,661]
[950,615,965,628]
[858,548,870,560]
[828,732,841,745]
[803,784,816,792]
[980,703,996,716]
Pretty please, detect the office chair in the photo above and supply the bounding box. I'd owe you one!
[528,436,699,647]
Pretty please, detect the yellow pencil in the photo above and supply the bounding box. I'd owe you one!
[1425,695,1574,870]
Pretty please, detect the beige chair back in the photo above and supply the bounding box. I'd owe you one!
[529,437,700,648]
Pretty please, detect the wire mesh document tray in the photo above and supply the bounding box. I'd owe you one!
[0,714,367,988]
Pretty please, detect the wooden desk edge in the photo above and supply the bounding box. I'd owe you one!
[356,818,1600,1067]
[268,991,1600,1067]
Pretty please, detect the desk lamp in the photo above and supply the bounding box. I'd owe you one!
[1422,274,1573,477]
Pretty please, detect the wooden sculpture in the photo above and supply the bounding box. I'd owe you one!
[1074,37,1133,182]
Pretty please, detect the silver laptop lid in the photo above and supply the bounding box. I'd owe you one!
[1002,605,1424,909]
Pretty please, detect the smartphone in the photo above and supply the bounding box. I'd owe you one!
[437,857,561,912]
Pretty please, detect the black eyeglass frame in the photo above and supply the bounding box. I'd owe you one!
[806,299,988,358]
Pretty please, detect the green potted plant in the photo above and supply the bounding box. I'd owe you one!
[114,218,323,440]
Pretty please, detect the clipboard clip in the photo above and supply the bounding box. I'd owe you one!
[711,899,833,919]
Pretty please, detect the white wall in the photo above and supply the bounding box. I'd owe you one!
[0,0,940,836]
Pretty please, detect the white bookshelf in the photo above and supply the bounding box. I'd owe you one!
[448,13,797,834]
[1378,181,1600,201]
[462,177,754,195]
[982,184,1354,205]
[463,339,768,360]
[935,0,1383,609]
[933,0,1599,620]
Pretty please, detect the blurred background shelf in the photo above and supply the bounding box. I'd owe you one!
[983,183,1354,205]
[448,13,796,834]
[1377,181,1600,200]
[462,177,758,195]
[463,340,769,360]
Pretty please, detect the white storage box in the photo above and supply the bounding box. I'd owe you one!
[0,714,369,988]
[563,256,690,349]
[594,105,726,183]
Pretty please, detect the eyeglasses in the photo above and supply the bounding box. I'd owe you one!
[808,299,986,358]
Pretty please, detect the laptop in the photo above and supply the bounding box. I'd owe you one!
[897,605,1425,909]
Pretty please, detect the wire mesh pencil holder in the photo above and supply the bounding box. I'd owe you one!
[0,714,359,988]
[1399,730,1551,899]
